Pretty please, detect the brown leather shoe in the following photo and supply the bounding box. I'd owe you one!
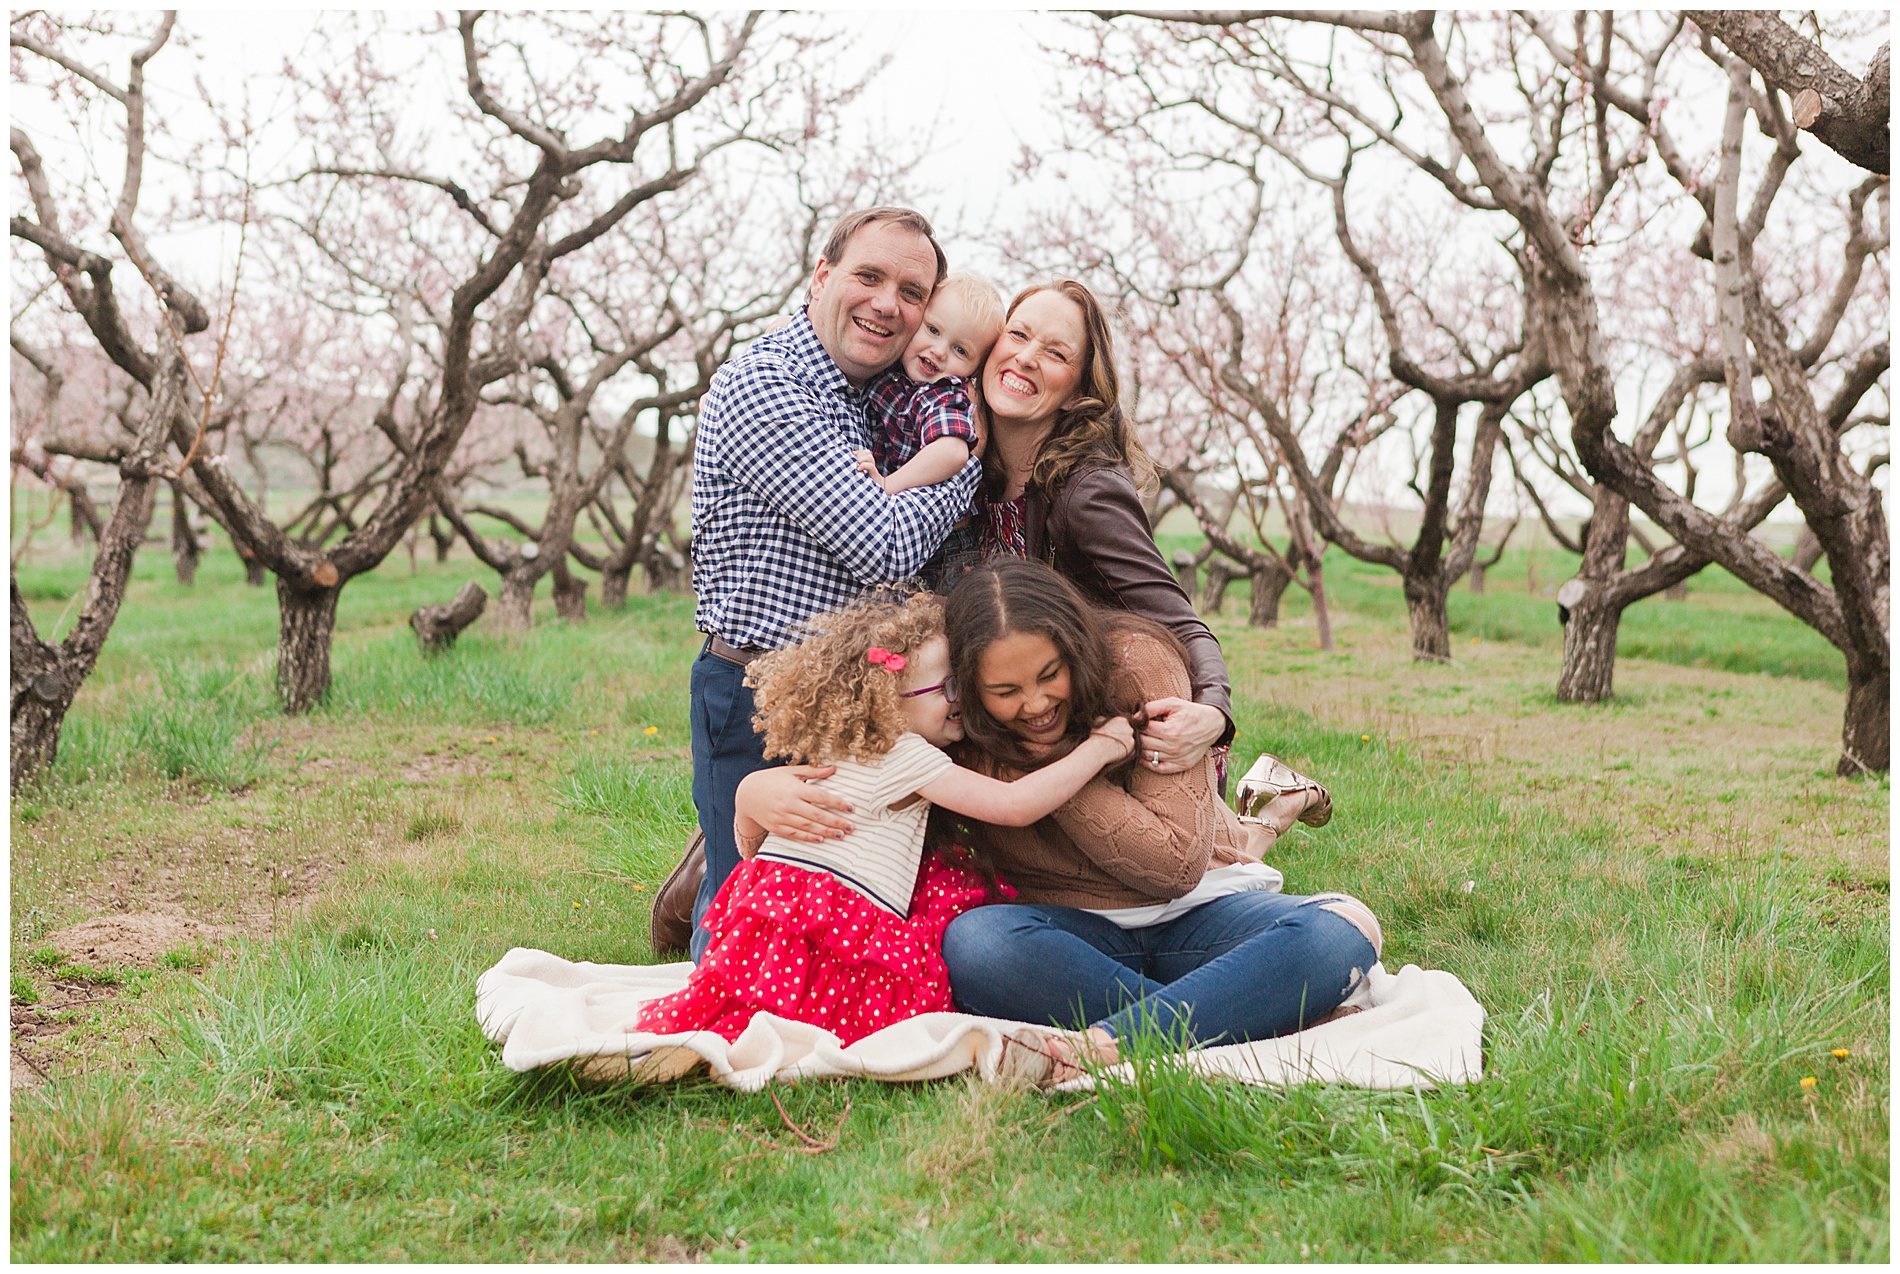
[650,828,705,957]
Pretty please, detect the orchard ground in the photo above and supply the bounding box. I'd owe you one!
[9,529,1888,1261]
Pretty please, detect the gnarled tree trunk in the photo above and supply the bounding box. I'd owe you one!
[169,481,200,586]
[598,564,633,610]
[10,360,180,785]
[494,569,539,632]
[428,512,455,564]
[1403,575,1452,661]
[1200,558,1237,614]
[551,559,588,622]
[1554,580,1622,701]
[1839,661,1888,774]
[1248,560,1293,627]
[275,576,341,714]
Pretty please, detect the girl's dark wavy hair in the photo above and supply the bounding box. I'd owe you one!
[929,557,1189,881]
[942,558,1176,774]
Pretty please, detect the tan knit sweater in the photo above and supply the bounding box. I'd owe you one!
[969,628,1271,910]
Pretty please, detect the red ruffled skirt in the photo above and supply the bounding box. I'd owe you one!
[636,848,992,1045]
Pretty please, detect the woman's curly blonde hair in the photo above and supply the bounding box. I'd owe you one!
[746,591,945,764]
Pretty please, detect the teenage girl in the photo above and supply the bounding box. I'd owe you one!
[637,591,1134,1045]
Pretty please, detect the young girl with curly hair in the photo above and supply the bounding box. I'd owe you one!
[637,591,1134,1046]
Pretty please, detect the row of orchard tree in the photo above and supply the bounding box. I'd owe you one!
[10,11,1889,786]
[1008,10,1887,775]
[10,11,894,783]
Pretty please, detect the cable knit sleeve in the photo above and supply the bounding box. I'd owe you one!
[1049,466,1235,742]
[1043,630,1218,899]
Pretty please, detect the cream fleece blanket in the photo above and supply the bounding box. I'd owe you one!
[475,948,1486,1093]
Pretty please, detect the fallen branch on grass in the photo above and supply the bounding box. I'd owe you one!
[409,581,487,654]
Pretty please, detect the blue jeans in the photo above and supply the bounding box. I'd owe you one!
[941,891,1379,1045]
[688,645,781,963]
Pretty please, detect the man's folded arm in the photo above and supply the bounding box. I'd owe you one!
[720,376,980,581]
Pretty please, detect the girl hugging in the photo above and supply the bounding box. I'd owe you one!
[636,590,1134,1046]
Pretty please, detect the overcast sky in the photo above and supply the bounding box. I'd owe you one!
[16,11,1883,525]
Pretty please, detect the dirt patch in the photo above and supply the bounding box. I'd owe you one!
[45,912,228,969]
[12,915,225,1094]
[11,975,149,1095]
[399,752,481,783]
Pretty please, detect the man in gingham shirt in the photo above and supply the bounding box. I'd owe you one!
[685,207,980,959]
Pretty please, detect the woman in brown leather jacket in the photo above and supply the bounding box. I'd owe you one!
[974,279,1232,780]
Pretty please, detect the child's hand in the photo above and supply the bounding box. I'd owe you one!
[851,449,894,490]
[1088,715,1136,761]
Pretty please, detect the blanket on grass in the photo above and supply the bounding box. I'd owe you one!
[475,948,1486,1093]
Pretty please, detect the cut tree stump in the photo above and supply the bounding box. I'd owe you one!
[409,582,488,654]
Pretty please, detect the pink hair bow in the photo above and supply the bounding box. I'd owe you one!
[866,647,907,673]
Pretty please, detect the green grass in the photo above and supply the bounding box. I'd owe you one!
[1156,534,1849,688]
[9,532,1886,1261]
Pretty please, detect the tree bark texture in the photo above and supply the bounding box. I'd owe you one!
[68,482,102,544]
[1200,559,1237,614]
[1555,586,1623,702]
[1308,565,1335,652]
[10,362,179,785]
[1248,560,1292,627]
[551,559,588,622]
[1687,11,1890,174]
[275,577,341,714]
[1839,664,1889,775]
[1403,575,1452,661]
[645,543,688,592]
[169,481,200,586]
[410,581,488,654]
[428,513,455,564]
[1172,549,1199,597]
[598,565,632,610]
[494,570,537,632]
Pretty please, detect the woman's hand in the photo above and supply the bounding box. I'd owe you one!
[1136,698,1226,774]
[1088,715,1136,761]
[734,764,854,844]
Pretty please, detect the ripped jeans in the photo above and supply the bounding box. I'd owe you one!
[941,890,1381,1046]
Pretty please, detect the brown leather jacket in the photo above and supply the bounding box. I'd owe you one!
[1022,463,1235,743]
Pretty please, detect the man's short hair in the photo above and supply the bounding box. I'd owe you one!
[818,207,947,289]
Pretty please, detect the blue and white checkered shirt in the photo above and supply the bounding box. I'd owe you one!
[691,310,982,650]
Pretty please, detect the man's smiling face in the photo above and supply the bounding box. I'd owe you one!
[806,220,938,387]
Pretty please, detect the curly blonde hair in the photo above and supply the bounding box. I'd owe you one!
[747,591,945,764]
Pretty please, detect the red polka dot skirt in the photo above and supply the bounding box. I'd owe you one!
[636,848,993,1045]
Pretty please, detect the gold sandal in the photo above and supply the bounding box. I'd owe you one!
[1235,754,1333,828]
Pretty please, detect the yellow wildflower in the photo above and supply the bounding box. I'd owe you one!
[1799,1076,1817,1090]
[1832,1048,1849,1059]
[645,726,659,736]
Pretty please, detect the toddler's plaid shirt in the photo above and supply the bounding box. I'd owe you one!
[690,311,980,650]
[863,374,979,474]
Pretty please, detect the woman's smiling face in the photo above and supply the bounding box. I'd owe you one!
[981,289,1087,427]
[975,630,1072,749]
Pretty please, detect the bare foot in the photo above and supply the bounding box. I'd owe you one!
[1045,1026,1120,1084]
